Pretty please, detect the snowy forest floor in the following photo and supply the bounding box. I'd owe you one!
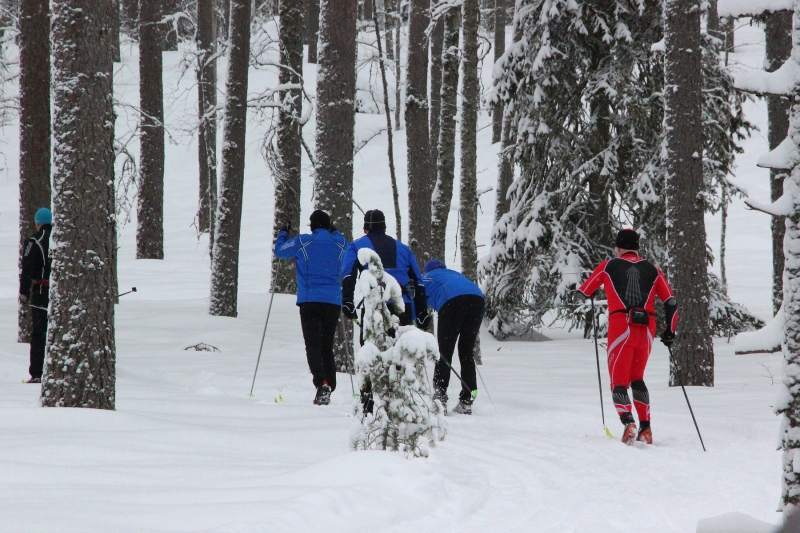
[0,21,785,533]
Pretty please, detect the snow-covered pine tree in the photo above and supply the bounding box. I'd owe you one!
[43,0,116,409]
[137,0,165,259]
[209,0,251,317]
[18,0,50,342]
[350,249,446,457]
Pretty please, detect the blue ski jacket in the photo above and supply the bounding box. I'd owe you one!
[340,230,425,308]
[422,259,484,312]
[275,228,348,306]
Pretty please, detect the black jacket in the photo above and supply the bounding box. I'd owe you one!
[20,224,51,298]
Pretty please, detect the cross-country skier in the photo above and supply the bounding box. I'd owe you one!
[274,210,347,406]
[340,209,428,412]
[19,207,52,384]
[422,259,484,415]
[578,228,678,445]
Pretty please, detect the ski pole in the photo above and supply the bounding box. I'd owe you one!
[667,345,707,452]
[591,297,614,438]
[117,287,137,298]
[475,365,497,412]
[439,356,475,400]
[339,320,357,397]
[249,261,281,397]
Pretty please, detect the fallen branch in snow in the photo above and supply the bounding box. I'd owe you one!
[184,343,221,352]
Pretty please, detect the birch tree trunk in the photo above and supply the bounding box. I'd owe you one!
[272,0,304,294]
[197,0,218,247]
[766,10,792,316]
[42,0,116,409]
[430,7,458,261]
[209,0,251,317]
[18,0,51,343]
[664,0,714,386]
[137,0,165,259]
[491,0,504,144]
[406,0,432,259]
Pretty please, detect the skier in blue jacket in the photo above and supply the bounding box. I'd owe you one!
[275,210,347,405]
[423,258,485,415]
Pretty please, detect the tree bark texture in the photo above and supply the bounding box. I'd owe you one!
[430,7,459,262]
[272,0,304,294]
[494,105,514,223]
[218,0,230,41]
[197,0,218,244]
[43,0,116,409]
[209,0,251,317]
[766,10,792,316]
[429,13,443,171]
[18,0,51,343]
[112,0,121,61]
[306,0,319,63]
[460,0,479,282]
[664,0,714,386]
[587,94,611,248]
[122,0,138,38]
[137,0,165,259]
[406,0,432,260]
[162,0,180,51]
[491,0,504,144]
[314,0,357,236]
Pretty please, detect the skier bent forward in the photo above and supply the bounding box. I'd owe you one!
[578,229,678,446]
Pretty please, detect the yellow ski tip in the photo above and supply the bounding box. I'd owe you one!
[605,426,614,438]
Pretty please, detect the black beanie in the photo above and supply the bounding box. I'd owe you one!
[364,209,386,231]
[310,210,331,231]
[615,228,640,250]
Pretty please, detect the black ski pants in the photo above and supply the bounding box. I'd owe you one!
[29,294,48,379]
[433,295,484,404]
[299,302,341,391]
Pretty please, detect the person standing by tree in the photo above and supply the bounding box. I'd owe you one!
[274,210,347,405]
[422,258,484,415]
[578,229,678,446]
[19,208,52,384]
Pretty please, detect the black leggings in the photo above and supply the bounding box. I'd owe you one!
[299,303,341,391]
[29,304,48,379]
[433,295,484,403]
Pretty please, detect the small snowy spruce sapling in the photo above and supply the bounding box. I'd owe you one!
[350,249,446,457]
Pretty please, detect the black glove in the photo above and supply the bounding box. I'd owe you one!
[342,301,358,320]
[280,222,291,233]
[660,330,675,347]
[416,308,431,329]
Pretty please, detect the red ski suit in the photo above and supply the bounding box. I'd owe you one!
[579,253,677,422]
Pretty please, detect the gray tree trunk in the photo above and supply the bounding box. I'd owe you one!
[406,0,432,259]
[315,0,357,370]
[459,0,479,281]
[430,7,458,262]
[122,0,138,39]
[137,0,165,259]
[43,0,116,409]
[18,0,51,343]
[163,0,179,50]
[766,10,792,316]
[218,0,230,41]
[491,0,504,144]
[197,0,218,248]
[272,0,304,294]
[429,13,443,172]
[494,106,514,223]
[664,0,714,386]
[112,0,121,61]
[306,0,319,63]
[209,0,251,317]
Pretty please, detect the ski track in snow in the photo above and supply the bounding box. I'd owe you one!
[0,23,786,533]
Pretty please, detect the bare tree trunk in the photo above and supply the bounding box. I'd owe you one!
[406,0,432,259]
[385,0,394,61]
[460,0,478,280]
[306,0,319,63]
[766,10,792,316]
[122,0,138,39]
[272,0,304,294]
[209,0,251,317]
[43,0,116,409]
[491,0,504,144]
[393,1,401,128]
[18,0,51,344]
[429,12,443,171]
[372,0,401,240]
[363,0,371,21]
[197,0,218,248]
[316,0,357,370]
[163,0,179,50]
[218,0,230,41]
[430,6,458,261]
[664,0,713,386]
[494,106,514,223]
[137,0,165,259]
[112,0,121,61]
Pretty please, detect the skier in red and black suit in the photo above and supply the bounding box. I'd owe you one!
[578,228,678,446]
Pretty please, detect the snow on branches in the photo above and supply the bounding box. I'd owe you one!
[350,249,446,457]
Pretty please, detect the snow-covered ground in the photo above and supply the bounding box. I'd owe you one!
[0,22,786,533]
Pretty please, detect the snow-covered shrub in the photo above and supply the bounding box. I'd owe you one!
[708,273,764,337]
[349,249,445,457]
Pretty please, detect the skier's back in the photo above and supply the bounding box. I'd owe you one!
[578,229,678,445]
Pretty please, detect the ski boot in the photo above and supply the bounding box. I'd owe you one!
[621,422,637,446]
[637,422,653,444]
[433,389,448,415]
[314,382,332,405]
[26,376,41,384]
[451,401,472,415]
